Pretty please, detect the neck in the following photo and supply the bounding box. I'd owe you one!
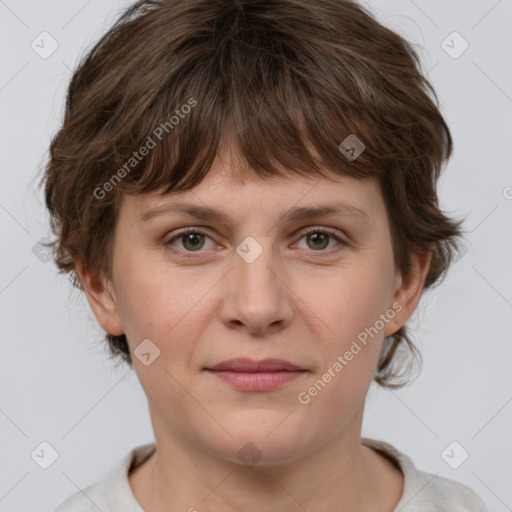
[129,413,403,512]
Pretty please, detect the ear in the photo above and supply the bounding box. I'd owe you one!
[74,260,124,336]
[383,248,432,337]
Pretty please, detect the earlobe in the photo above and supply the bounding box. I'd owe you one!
[384,249,432,337]
[75,260,125,336]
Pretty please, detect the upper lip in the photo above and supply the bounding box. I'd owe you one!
[205,358,305,372]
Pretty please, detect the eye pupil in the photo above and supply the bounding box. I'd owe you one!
[183,233,205,251]
[307,232,329,250]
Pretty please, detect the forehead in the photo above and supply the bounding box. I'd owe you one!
[135,159,381,213]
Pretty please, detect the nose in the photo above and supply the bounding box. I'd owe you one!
[219,239,294,335]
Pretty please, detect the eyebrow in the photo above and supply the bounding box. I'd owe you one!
[139,200,370,226]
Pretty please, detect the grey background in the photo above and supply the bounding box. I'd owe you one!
[0,0,511,510]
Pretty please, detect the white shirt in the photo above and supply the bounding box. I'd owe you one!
[54,437,488,511]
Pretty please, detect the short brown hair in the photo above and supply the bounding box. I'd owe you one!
[40,0,466,388]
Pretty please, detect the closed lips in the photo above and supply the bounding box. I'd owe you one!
[205,358,306,372]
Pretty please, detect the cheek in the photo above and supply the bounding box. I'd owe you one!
[114,259,215,357]
[296,267,392,421]
[313,261,393,345]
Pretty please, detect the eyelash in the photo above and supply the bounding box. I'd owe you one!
[164,226,347,258]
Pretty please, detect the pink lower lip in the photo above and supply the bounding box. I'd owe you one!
[205,370,306,390]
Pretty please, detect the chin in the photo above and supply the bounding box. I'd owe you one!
[207,416,308,467]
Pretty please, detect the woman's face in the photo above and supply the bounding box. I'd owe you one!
[84,150,426,467]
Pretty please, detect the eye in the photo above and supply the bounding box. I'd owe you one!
[164,228,215,256]
[164,226,347,258]
[294,226,347,253]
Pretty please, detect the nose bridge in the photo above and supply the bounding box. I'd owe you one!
[234,233,281,298]
[221,233,293,333]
